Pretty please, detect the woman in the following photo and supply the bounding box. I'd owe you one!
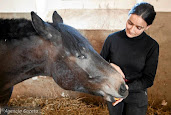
[100,2,159,115]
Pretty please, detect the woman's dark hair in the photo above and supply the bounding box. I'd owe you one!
[129,2,156,25]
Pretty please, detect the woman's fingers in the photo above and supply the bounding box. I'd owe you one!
[125,84,129,90]
[112,98,123,106]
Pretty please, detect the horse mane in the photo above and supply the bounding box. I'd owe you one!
[0,18,38,42]
[0,18,94,55]
[57,23,93,56]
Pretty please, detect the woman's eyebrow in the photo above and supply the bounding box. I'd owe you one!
[128,19,133,24]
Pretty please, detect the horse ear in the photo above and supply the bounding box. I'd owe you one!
[52,11,63,24]
[31,11,61,40]
[31,11,47,35]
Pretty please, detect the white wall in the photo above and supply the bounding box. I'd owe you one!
[0,0,170,13]
[0,0,36,12]
[0,0,48,19]
[47,0,171,12]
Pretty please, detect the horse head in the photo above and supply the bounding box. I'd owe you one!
[31,11,128,102]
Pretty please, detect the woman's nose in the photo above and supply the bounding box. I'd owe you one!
[130,26,136,33]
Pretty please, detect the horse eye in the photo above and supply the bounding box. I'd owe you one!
[82,47,86,50]
[78,55,87,59]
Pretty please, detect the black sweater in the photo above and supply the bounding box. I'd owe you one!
[100,29,159,93]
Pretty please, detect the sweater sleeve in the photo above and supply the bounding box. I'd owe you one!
[100,36,111,62]
[128,42,159,92]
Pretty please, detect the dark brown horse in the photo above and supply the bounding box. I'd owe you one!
[0,11,128,107]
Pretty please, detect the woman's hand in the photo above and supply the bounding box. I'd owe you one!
[112,98,124,106]
[110,63,125,78]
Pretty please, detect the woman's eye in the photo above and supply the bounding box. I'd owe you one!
[137,26,142,30]
[128,21,133,25]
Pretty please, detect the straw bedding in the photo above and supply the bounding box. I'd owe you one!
[7,96,170,115]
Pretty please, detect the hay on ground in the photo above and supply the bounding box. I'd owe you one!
[7,96,171,115]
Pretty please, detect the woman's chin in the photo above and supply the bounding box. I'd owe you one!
[126,32,138,38]
[126,33,134,38]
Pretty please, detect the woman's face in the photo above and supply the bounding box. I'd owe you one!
[126,14,150,38]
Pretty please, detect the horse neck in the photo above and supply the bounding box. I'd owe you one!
[0,38,51,91]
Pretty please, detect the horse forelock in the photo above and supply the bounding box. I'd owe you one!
[0,18,38,43]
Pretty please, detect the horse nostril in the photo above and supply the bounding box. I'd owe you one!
[119,83,127,95]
